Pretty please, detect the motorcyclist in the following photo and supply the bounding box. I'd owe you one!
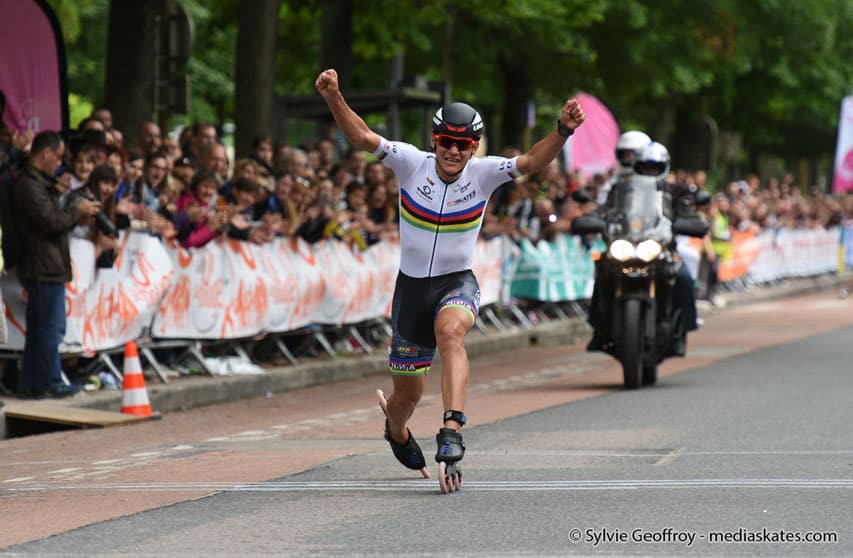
[596,130,652,205]
[586,140,704,356]
[584,131,652,351]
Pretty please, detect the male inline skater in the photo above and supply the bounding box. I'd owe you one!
[316,68,585,492]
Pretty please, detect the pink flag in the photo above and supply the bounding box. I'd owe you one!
[0,0,67,133]
[562,92,620,178]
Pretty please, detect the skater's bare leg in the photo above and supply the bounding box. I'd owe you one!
[435,307,474,431]
[386,374,425,444]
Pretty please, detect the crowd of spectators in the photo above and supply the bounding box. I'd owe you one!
[1,115,407,272]
[1,109,847,274]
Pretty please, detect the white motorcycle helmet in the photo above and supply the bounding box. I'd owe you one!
[615,130,652,174]
[634,141,671,179]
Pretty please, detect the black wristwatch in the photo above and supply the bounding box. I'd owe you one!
[556,119,574,137]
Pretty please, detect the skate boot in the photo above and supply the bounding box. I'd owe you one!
[435,427,465,493]
[375,389,429,478]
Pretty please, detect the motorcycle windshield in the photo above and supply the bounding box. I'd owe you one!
[606,175,670,243]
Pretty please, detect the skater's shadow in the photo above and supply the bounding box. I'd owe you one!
[535,381,684,392]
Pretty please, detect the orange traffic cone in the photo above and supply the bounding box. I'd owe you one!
[120,341,153,417]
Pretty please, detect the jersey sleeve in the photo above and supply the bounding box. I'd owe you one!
[469,155,523,196]
[373,137,425,186]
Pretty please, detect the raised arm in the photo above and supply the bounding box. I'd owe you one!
[315,69,381,153]
[516,98,585,176]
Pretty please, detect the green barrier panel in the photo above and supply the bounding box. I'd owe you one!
[509,234,602,302]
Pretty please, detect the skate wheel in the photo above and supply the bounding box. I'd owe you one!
[438,462,462,494]
[438,462,450,493]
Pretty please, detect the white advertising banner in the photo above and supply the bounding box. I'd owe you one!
[0,232,174,353]
[150,237,402,339]
[748,228,840,282]
[259,237,326,333]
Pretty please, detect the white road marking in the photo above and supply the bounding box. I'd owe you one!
[474,449,853,457]
[3,478,853,493]
[47,468,81,475]
[1,445,201,484]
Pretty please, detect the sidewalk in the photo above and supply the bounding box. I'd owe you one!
[2,273,847,416]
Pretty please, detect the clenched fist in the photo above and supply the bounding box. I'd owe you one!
[315,69,339,98]
[560,98,586,132]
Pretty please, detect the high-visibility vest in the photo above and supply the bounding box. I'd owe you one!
[711,213,731,258]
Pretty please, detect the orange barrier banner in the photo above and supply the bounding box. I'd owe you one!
[717,230,761,282]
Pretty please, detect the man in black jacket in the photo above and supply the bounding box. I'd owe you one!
[12,130,101,398]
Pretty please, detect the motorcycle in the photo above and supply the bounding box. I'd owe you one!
[572,175,708,389]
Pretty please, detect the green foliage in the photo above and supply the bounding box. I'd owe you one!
[703,0,853,157]
[47,0,109,107]
[275,1,322,95]
[68,93,94,129]
[48,0,851,173]
[180,0,239,126]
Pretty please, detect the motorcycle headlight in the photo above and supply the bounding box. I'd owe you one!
[608,239,635,262]
[636,239,663,262]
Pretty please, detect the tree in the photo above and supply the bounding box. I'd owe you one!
[103,0,158,139]
[319,0,353,90]
[233,0,281,157]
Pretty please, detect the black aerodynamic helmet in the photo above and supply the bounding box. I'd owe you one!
[432,102,484,140]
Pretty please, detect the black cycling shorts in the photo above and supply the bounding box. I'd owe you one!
[388,270,480,376]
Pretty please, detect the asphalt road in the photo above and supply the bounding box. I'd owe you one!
[2,291,853,556]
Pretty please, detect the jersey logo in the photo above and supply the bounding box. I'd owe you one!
[453,181,472,193]
[378,143,398,161]
[416,184,434,201]
[447,190,477,207]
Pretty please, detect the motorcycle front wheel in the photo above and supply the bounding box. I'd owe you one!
[620,298,643,389]
[642,363,658,386]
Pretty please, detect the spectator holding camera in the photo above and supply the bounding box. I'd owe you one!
[67,164,120,268]
[12,131,101,398]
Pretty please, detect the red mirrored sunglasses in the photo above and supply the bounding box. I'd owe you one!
[433,134,478,152]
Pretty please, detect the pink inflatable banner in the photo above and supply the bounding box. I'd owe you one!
[0,0,67,132]
[562,92,620,178]
[833,96,853,193]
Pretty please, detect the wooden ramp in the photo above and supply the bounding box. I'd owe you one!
[3,401,149,437]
